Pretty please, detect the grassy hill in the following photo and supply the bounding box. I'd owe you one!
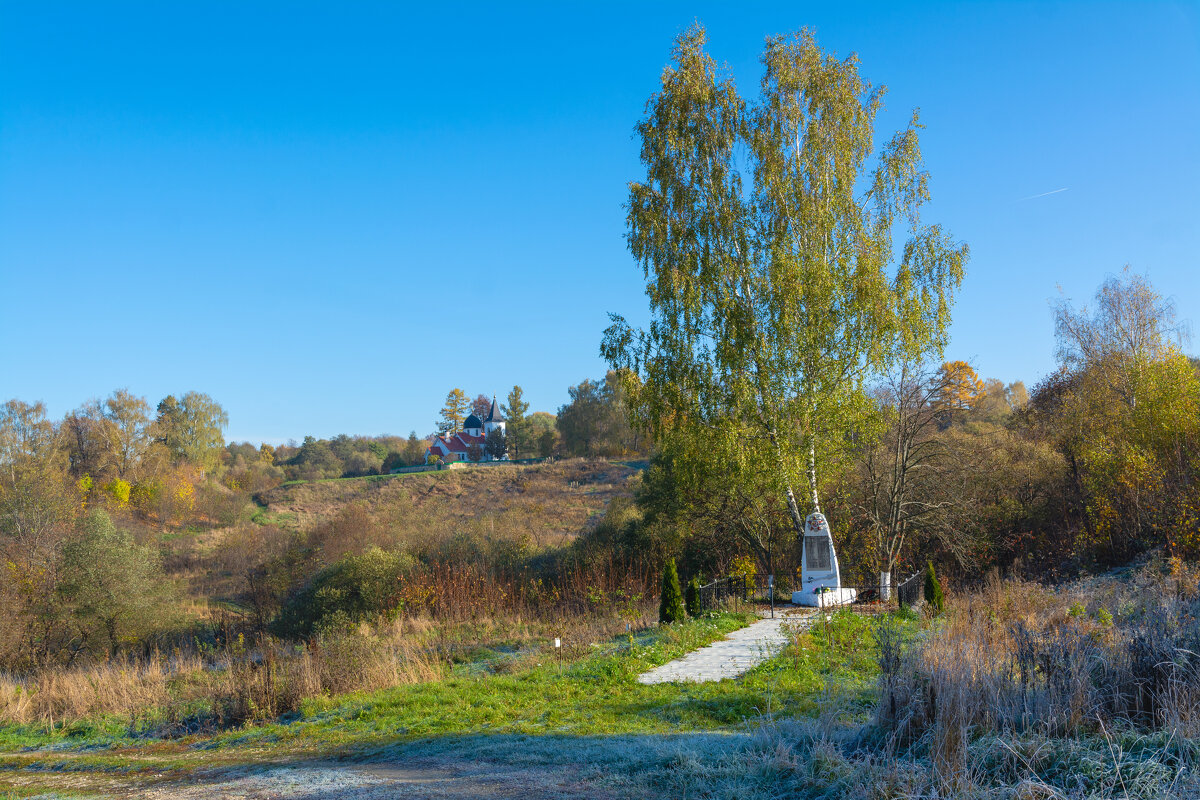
[254,458,640,541]
[161,458,641,607]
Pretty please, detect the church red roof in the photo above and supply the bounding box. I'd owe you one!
[431,432,485,454]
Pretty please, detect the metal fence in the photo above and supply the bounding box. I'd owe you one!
[813,571,925,615]
[896,570,924,608]
[695,570,924,615]
[696,576,750,612]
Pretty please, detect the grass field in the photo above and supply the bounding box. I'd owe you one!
[5,570,1198,799]
[0,609,901,798]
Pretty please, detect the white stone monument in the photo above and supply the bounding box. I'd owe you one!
[791,512,857,608]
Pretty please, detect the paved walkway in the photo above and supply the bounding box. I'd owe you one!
[637,610,814,684]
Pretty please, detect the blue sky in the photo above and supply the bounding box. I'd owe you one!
[2,2,1197,443]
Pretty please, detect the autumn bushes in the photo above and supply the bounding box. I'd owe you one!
[0,511,171,671]
[238,461,649,629]
[273,547,417,638]
[268,545,657,640]
[0,552,654,732]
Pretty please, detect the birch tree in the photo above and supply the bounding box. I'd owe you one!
[603,26,967,540]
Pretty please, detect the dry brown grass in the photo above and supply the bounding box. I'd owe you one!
[0,624,444,730]
[877,557,1200,793]
[0,654,180,726]
[256,458,636,545]
[0,594,657,732]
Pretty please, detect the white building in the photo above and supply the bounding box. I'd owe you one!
[426,396,507,463]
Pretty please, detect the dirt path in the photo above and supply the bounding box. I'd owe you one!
[128,760,604,800]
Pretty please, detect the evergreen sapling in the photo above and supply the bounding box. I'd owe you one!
[659,558,686,623]
[685,575,701,618]
[924,560,945,614]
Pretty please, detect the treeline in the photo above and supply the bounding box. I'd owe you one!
[555,371,643,457]
[272,433,429,482]
[0,370,650,669]
[575,272,1200,589]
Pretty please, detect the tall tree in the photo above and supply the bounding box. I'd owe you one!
[0,400,71,556]
[857,362,981,580]
[62,400,113,479]
[103,389,151,479]
[526,411,556,443]
[153,392,228,470]
[1055,266,1186,412]
[556,379,606,457]
[470,394,491,420]
[1047,270,1199,558]
[934,361,985,415]
[603,26,967,541]
[502,385,530,458]
[153,395,185,461]
[402,431,427,466]
[438,388,470,435]
[0,400,59,486]
[537,428,557,458]
[57,511,163,657]
[556,373,640,458]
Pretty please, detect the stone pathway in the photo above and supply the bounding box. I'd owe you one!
[637,610,815,684]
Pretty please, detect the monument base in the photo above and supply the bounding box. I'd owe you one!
[791,587,857,608]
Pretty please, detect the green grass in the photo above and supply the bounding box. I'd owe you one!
[0,609,917,797]
[278,469,455,488]
[248,508,299,527]
[2,610,908,751]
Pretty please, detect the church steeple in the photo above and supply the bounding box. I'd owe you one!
[485,395,504,422]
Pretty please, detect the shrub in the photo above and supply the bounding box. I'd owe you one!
[274,547,415,638]
[924,560,945,614]
[102,478,131,510]
[659,558,685,623]
[129,479,162,518]
[685,575,701,618]
[729,554,757,586]
[57,511,165,657]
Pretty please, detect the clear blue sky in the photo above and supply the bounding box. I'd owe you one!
[2,2,1197,443]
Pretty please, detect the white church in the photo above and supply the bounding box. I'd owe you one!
[426,397,507,463]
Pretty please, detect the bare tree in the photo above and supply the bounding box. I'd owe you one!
[857,363,981,582]
[1055,266,1189,411]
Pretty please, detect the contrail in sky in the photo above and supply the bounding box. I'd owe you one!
[1020,187,1069,201]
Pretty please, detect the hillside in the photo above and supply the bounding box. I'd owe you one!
[255,458,640,541]
[159,459,644,607]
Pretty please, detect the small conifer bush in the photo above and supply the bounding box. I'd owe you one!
[659,558,686,623]
[685,575,701,618]
[924,560,945,614]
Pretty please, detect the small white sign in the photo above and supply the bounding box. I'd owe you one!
[554,638,561,648]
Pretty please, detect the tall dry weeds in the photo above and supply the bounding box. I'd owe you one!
[878,562,1200,760]
[0,624,443,731]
